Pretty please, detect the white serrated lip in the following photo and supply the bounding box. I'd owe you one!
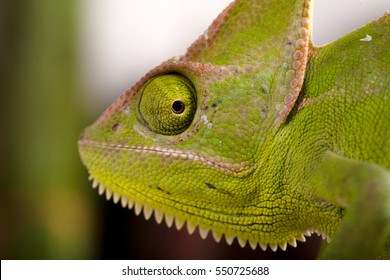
[89,175,330,252]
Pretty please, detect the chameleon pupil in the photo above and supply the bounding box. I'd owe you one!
[172,100,185,114]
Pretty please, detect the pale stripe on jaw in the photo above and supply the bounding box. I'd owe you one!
[80,139,254,175]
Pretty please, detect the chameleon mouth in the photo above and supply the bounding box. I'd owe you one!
[88,174,331,252]
[79,139,254,176]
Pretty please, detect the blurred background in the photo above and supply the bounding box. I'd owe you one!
[0,0,388,259]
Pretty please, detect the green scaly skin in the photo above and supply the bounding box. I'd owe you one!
[78,0,390,259]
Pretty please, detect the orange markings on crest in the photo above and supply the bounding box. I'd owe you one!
[278,0,312,122]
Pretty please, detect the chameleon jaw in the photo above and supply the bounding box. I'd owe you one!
[88,174,331,253]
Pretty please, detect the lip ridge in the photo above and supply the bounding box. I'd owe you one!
[79,139,254,176]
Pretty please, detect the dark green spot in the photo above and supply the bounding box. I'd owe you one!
[205,182,216,189]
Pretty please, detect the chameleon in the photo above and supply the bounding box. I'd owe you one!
[78,0,390,259]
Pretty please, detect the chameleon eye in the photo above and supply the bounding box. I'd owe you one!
[138,74,197,135]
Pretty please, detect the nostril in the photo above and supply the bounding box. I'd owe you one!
[111,123,120,132]
[78,129,86,141]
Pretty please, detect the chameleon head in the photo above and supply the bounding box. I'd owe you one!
[78,0,328,251]
[77,58,278,248]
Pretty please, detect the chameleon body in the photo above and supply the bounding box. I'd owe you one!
[78,0,390,259]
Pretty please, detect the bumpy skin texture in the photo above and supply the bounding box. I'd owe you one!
[78,0,390,258]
